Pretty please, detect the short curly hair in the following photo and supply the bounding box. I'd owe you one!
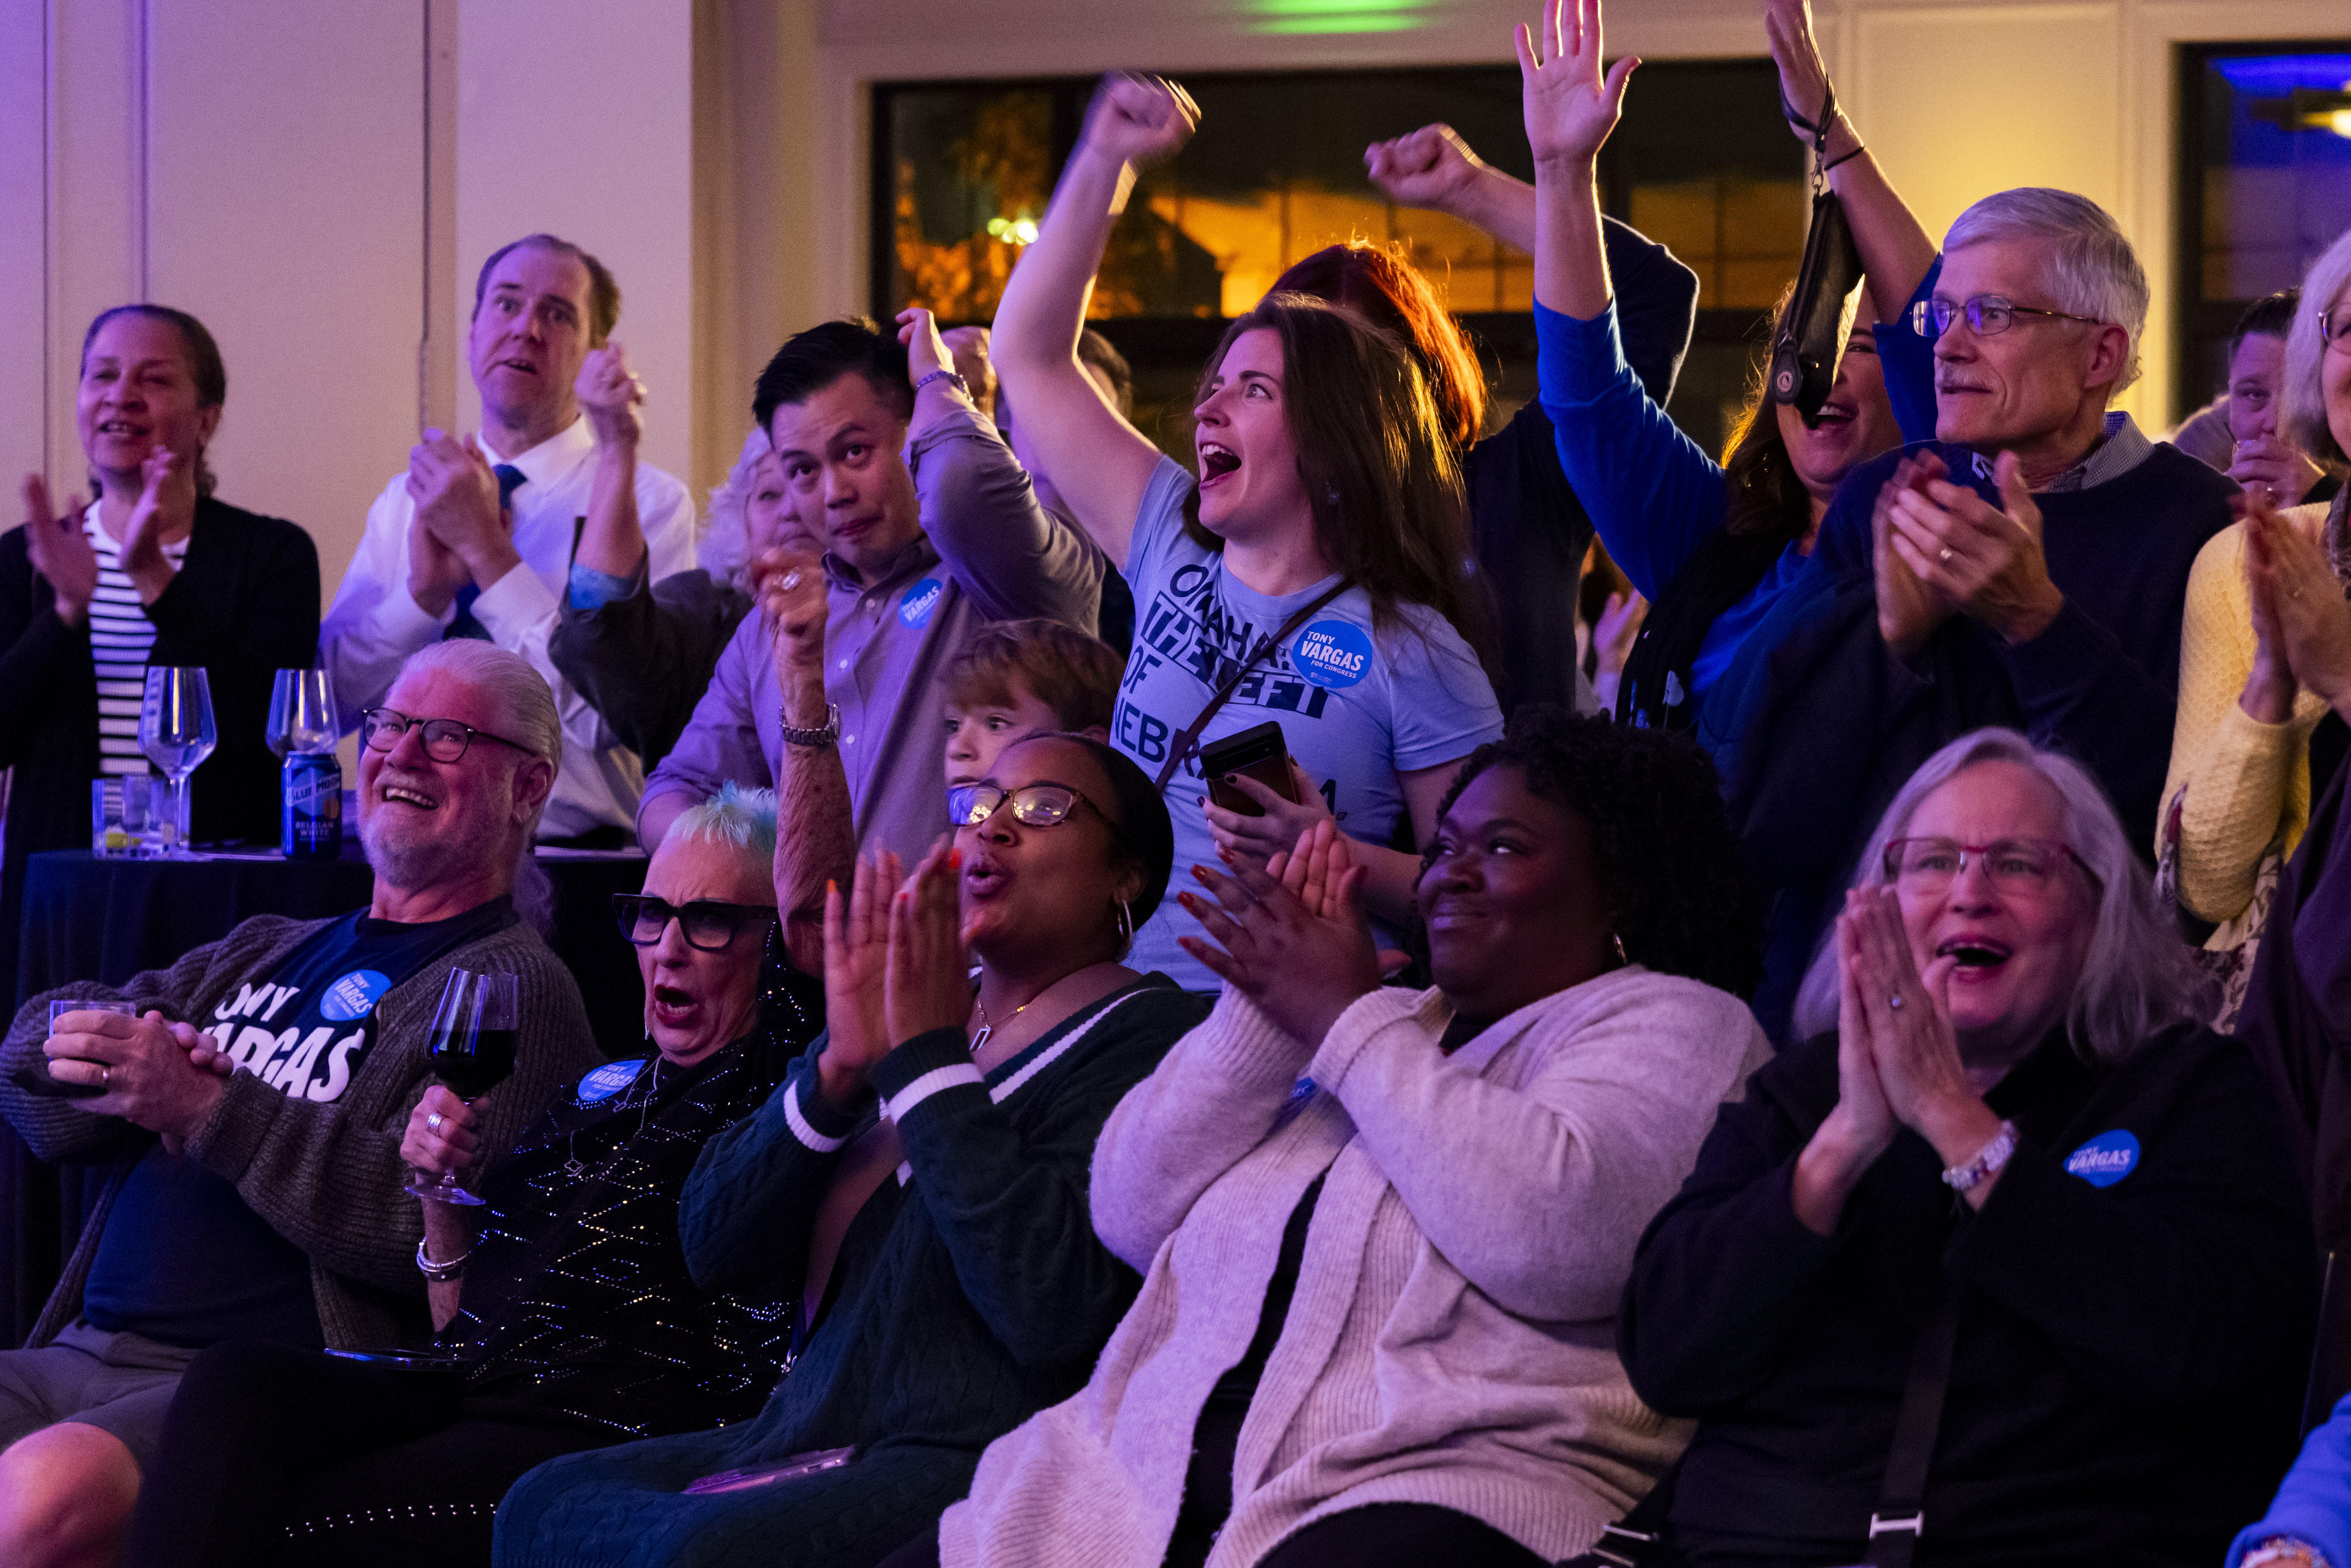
[1421,706,1765,999]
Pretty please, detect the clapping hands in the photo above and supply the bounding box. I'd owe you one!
[20,474,99,626]
[1882,450,2064,647]
[2243,487,2351,714]
[817,849,901,1110]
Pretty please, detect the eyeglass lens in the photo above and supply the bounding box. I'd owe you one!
[616,897,759,950]
[363,710,473,762]
[949,784,1080,829]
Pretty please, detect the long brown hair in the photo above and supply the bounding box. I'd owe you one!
[1190,294,1491,668]
[1271,241,1487,450]
[1719,281,1811,545]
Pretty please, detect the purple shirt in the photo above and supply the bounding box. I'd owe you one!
[641,405,1103,865]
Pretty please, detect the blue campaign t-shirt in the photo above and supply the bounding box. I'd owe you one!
[1114,458,1503,989]
[80,898,515,1349]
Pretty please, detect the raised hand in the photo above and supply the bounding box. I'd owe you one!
[1176,845,1385,1046]
[1363,124,1489,213]
[1077,71,1200,168]
[2246,494,2351,714]
[1873,453,1955,659]
[939,325,998,420]
[1592,589,1646,680]
[21,474,99,626]
[1517,0,1638,171]
[885,839,975,1047]
[1885,450,2064,645]
[1760,0,1837,143]
[817,849,899,1109]
[2229,432,2326,510]
[575,340,645,451]
[407,430,517,596]
[898,307,957,392]
[119,447,196,599]
[754,547,830,693]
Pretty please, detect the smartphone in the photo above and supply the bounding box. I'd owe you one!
[1200,721,1298,817]
[683,1446,856,1495]
[10,1065,106,1100]
[325,1347,466,1369]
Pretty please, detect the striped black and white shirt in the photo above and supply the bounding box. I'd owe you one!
[82,505,188,777]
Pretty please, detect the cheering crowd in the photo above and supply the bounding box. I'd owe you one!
[6,0,2351,1563]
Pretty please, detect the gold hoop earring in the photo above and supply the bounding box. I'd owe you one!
[1115,898,1134,953]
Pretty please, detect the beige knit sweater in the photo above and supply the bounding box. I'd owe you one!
[937,968,1772,1568]
[2160,500,2334,922]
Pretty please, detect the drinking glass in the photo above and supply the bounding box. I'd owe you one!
[139,667,217,857]
[265,668,339,758]
[404,969,520,1206]
[91,775,160,855]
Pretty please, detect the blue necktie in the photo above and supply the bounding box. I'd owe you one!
[445,463,527,641]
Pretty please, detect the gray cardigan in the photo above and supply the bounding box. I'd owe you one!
[0,909,600,1350]
[942,971,1771,1568]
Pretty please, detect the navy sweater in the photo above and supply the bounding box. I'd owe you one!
[1730,440,2235,1040]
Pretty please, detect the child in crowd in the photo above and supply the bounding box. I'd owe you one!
[943,618,1123,788]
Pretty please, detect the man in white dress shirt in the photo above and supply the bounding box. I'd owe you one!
[320,233,696,844]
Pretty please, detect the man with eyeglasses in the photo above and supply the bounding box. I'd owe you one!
[1728,187,2237,1040]
[0,639,597,1566]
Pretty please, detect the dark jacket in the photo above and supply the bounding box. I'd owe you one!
[1729,441,2236,1039]
[0,497,320,1000]
[547,565,753,773]
[1621,1023,2314,1567]
[1470,218,1698,717]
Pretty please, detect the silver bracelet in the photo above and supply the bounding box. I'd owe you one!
[778,702,841,749]
[2245,1541,2330,1568]
[913,369,969,398]
[415,1236,469,1282]
[1940,1119,2018,1192]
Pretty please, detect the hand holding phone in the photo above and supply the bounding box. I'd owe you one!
[1201,722,1299,818]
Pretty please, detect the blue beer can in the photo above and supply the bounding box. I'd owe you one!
[282,753,342,858]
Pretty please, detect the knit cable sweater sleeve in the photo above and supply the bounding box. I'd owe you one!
[1090,985,1316,1274]
[872,985,1200,1370]
[678,1043,862,1297]
[1309,969,1770,1323]
[2161,517,2325,921]
[184,921,599,1293]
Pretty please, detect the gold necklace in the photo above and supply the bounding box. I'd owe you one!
[969,991,1031,1053]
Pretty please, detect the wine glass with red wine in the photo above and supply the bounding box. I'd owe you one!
[404,968,520,1206]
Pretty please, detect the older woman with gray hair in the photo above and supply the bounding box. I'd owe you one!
[115,784,819,1568]
[1621,727,2313,1567]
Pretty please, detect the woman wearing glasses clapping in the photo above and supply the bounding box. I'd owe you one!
[492,732,1207,1568]
[1620,728,2312,1567]
[119,786,816,1568]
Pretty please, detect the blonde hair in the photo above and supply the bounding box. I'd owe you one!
[2285,226,2351,466]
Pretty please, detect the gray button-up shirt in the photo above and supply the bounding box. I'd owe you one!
[641,405,1104,864]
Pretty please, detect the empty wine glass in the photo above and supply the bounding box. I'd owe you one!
[140,667,217,858]
[266,668,339,758]
[404,969,521,1206]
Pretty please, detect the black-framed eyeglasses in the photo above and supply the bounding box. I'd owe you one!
[2323,309,2351,358]
[611,894,777,951]
[360,707,534,764]
[1881,836,2096,896]
[1910,295,2106,341]
[948,781,1119,839]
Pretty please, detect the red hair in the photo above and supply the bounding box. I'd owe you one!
[1270,241,1487,450]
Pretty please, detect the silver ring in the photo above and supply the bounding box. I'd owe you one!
[1937,548,1953,565]
[1887,994,1905,1011]
[780,571,802,592]
[426,1112,443,1132]
[99,1065,111,1084]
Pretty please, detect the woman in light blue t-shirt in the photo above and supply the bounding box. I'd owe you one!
[990,72,1504,989]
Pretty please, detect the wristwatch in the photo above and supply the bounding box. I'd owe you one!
[779,702,842,749]
[415,1237,469,1282]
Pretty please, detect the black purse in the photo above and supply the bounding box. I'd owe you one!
[1768,83,1864,429]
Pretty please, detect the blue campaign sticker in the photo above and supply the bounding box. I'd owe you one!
[2064,1129,2141,1187]
[577,1060,644,1104]
[898,577,945,628]
[318,970,392,1023]
[1291,619,1374,690]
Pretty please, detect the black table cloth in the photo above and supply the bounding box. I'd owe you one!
[4,843,651,1346]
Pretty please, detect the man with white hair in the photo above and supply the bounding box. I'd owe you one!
[1728,188,2237,1037]
[321,233,697,845]
[0,639,599,1568]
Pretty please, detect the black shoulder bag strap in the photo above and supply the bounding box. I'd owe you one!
[1859,1287,1963,1568]
[1150,578,1352,794]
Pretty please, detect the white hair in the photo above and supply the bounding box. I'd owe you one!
[698,427,768,590]
[1789,728,2206,1063]
[665,782,778,863]
[2286,225,2351,465]
[391,641,563,930]
[1944,188,2149,397]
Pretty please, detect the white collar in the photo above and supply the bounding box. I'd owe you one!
[475,414,596,491]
